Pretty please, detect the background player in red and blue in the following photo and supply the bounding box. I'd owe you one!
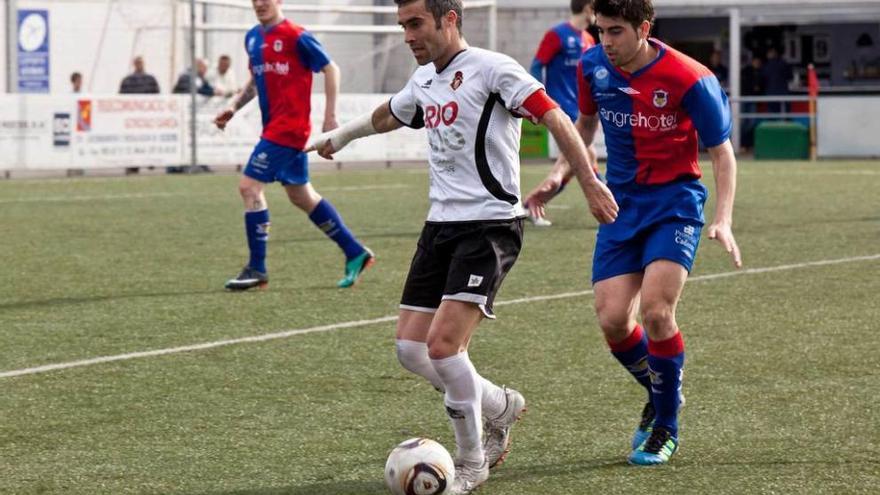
[525,0,742,466]
[527,0,598,227]
[214,0,373,291]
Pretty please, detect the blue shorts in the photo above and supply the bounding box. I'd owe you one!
[243,139,309,185]
[592,179,708,284]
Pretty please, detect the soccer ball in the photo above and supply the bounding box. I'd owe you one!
[384,437,455,495]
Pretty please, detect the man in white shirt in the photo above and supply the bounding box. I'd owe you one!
[208,54,239,98]
[308,1,618,493]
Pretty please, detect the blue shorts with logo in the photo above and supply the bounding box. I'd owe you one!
[592,179,708,284]
[243,138,309,185]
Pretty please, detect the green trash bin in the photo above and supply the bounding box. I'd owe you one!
[754,121,809,160]
[520,119,548,159]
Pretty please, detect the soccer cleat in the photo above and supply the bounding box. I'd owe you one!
[483,387,527,469]
[631,402,655,450]
[529,215,553,227]
[337,248,375,288]
[628,426,679,466]
[225,266,268,291]
[449,457,489,494]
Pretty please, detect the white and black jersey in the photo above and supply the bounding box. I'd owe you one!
[390,47,544,222]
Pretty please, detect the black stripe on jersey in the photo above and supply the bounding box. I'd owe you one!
[388,100,425,129]
[475,93,518,205]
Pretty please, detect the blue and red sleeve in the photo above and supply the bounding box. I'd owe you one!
[681,75,732,147]
[296,31,331,73]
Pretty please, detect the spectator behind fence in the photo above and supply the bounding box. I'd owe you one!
[740,56,764,150]
[119,56,159,175]
[70,72,82,93]
[119,56,160,94]
[761,47,792,113]
[208,54,238,97]
[709,50,728,89]
[173,59,220,97]
[169,59,217,174]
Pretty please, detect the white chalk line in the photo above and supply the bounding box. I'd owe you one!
[0,184,409,204]
[2,253,878,379]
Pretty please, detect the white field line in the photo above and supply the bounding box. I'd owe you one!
[0,184,409,204]
[2,253,878,379]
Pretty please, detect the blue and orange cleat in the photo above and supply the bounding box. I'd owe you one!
[337,248,375,288]
[628,426,678,466]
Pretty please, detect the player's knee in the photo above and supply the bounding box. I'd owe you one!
[640,304,675,334]
[396,340,428,372]
[426,333,461,360]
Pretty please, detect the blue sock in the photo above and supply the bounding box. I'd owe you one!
[648,332,685,437]
[245,209,270,273]
[308,199,365,260]
[608,324,652,396]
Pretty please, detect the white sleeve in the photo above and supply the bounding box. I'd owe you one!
[389,78,425,129]
[486,54,544,112]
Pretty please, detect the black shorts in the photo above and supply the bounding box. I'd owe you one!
[399,219,524,319]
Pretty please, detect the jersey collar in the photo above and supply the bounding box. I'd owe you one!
[603,38,667,79]
[435,49,468,74]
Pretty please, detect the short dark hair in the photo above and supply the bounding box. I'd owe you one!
[219,54,231,61]
[70,72,82,82]
[594,0,654,31]
[571,0,594,14]
[394,0,463,31]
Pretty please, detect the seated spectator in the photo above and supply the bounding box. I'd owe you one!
[70,72,83,93]
[207,54,238,97]
[119,56,160,94]
[173,59,220,97]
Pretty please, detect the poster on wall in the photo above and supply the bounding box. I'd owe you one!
[17,9,50,93]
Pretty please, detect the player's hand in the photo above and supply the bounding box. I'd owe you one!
[322,117,339,133]
[581,179,618,224]
[707,221,742,268]
[214,108,235,130]
[523,176,563,220]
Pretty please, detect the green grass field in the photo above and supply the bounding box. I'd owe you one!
[1,160,878,494]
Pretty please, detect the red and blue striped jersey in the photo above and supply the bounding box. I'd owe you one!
[245,19,331,150]
[578,39,731,186]
[532,22,595,121]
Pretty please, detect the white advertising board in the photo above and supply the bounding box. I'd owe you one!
[817,97,880,158]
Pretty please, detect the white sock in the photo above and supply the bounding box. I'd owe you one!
[432,352,483,463]
[396,339,445,392]
[396,340,506,418]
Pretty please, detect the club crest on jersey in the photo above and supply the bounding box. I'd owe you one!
[273,40,283,52]
[450,71,464,91]
[653,89,669,108]
[593,67,610,90]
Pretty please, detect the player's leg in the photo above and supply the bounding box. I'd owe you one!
[593,273,656,448]
[628,259,688,465]
[396,225,511,425]
[279,151,372,288]
[435,220,525,487]
[427,300,490,494]
[226,149,272,291]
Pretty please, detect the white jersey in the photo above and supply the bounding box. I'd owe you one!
[390,47,543,222]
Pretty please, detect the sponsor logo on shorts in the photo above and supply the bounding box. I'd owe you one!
[467,275,484,288]
[674,225,697,251]
[252,151,270,169]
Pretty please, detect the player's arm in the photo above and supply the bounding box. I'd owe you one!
[320,61,341,132]
[306,101,404,160]
[539,106,617,224]
[706,140,742,268]
[530,30,560,84]
[214,77,256,130]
